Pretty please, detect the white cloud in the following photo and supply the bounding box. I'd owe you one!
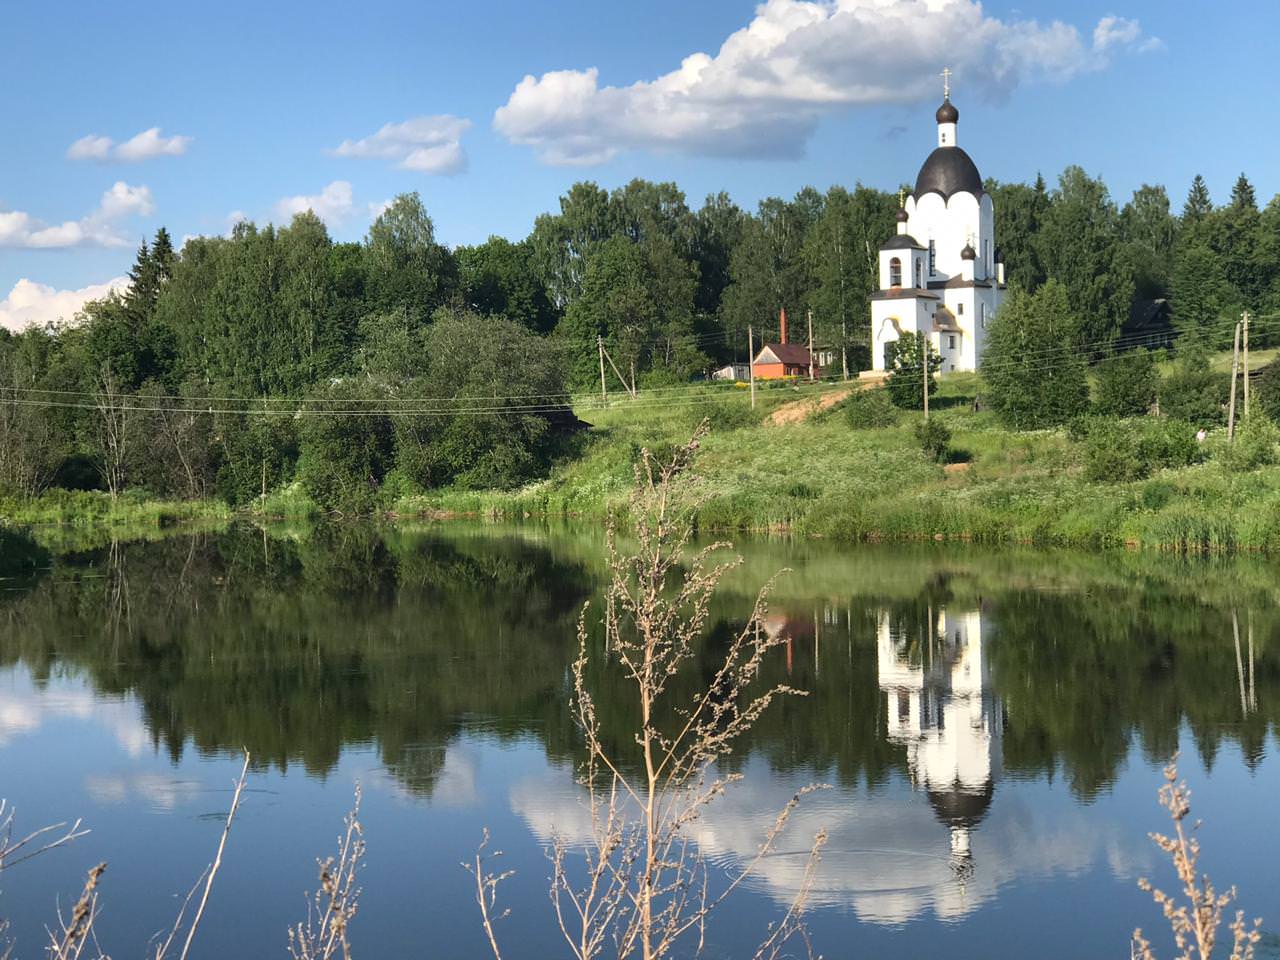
[494,0,1160,164]
[0,276,130,332]
[274,180,357,225]
[67,126,192,163]
[0,181,154,249]
[273,181,390,228]
[330,115,471,175]
[66,134,114,161]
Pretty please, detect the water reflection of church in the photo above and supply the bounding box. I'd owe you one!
[877,606,1002,872]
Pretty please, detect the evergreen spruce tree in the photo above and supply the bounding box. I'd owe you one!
[125,239,158,319]
[983,280,1089,429]
[1182,175,1213,223]
[1230,173,1257,211]
[151,227,176,281]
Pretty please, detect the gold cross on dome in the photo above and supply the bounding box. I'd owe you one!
[941,67,952,99]
[898,188,906,208]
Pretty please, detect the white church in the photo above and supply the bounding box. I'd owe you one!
[870,76,1006,374]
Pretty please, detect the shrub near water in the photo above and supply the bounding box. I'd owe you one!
[914,417,952,463]
[1083,418,1200,482]
[1212,418,1280,473]
[1094,349,1157,417]
[843,388,899,430]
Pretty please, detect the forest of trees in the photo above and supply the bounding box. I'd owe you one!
[2,169,1279,508]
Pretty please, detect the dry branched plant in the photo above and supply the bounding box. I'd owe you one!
[0,803,88,873]
[475,423,826,960]
[152,750,250,960]
[288,786,365,960]
[44,863,107,960]
[1,753,249,960]
[1132,756,1263,960]
[1,800,91,960]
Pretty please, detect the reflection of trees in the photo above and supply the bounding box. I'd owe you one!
[0,528,1276,803]
[0,526,592,794]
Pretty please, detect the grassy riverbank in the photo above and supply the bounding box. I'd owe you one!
[6,374,1280,556]
[0,489,232,528]
[398,375,1280,555]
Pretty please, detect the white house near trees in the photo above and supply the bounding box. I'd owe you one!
[870,76,1006,374]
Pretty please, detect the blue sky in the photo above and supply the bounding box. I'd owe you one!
[3,0,1275,329]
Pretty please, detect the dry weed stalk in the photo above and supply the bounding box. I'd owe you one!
[466,830,514,960]
[1132,757,1263,960]
[288,786,365,960]
[44,863,106,960]
[152,749,250,960]
[1,801,91,960]
[0,803,88,873]
[478,424,824,960]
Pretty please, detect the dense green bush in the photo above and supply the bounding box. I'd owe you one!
[394,312,568,491]
[984,281,1090,429]
[215,415,299,505]
[1093,349,1157,417]
[1213,418,1280,473]
[843,388,899,429]
[1159,349,1229,426]
[1255,361,1280,423]
[914,418,952,463]
[298,379,395,514]
[885,333,940,410]
[1082,418,1200,482]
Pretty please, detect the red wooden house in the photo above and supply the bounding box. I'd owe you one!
[751,308,821,380]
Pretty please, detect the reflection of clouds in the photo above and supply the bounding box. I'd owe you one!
[0,672,150,756]
[509,760,1148,927]
[0,699,41,743]
[83,772,204,812]
[362,741,482,808]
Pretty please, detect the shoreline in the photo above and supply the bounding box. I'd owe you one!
[4,487,1277,558]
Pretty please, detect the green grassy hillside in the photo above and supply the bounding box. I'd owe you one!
[399,373,1280,556]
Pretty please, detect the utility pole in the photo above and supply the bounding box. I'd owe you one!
[600,341,637,400]
[922,335,930,420]
[837,233,849,382]
[807,309,816,382]
[748,325,756,410]
[1242,311,1251,418]
[1227,319,1241,441]
[597,336,608,408]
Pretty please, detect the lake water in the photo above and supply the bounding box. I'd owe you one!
[0,523,1277,958]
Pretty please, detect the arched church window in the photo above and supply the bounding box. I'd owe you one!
[889,258,902,287]
[928,241,936,275]
[914,260,922,288]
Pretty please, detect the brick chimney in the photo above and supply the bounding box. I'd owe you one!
[779,307,788,345]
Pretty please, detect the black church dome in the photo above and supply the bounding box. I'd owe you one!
[914,146,984,201]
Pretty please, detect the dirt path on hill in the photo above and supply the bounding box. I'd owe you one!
[767,377,881,425]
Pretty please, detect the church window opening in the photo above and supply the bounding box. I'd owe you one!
[948,335,956,350]
[980,304,987,329]
[928,240,936,275]
[957,303,964,315]
[889,257,902,287]
[914,260,922,288]
[984,240,991,273]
